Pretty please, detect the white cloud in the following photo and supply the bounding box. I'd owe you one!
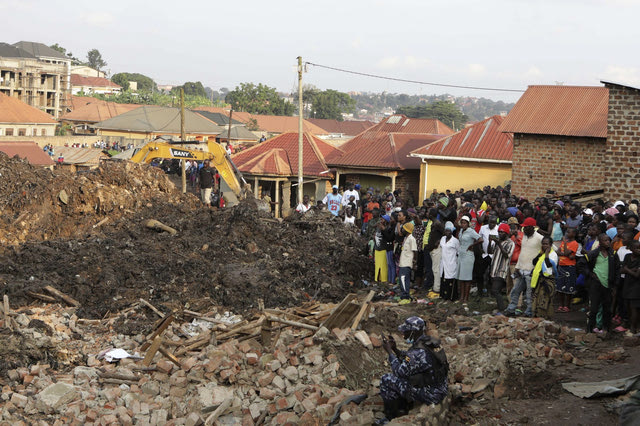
[523,66,543,78]
[468,63,486,74]
[376,55,429,70]
[82,12,114,27]
[351,37,362,49]
[601,65,640,86]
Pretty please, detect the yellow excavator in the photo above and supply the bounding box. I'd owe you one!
[129,139,250,199]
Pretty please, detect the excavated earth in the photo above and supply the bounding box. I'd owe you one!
[0,153,370,319]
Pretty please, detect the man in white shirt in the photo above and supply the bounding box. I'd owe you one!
[505,217,544,316]
[342,183,360,211]
[295,195,311,214]
[398,222,418,304]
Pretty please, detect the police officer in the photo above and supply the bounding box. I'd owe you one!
[378,316,449,422]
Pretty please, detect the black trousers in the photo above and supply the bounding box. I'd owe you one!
[588,280,612,331]
[440,278,457,301]
[491,277,507,312]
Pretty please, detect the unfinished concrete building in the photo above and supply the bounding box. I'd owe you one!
[0,41,71,119]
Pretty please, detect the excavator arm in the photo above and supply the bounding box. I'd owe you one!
[129,141,249,200]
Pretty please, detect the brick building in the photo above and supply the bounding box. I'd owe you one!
[498,86,609,200]
[601,81,640,201]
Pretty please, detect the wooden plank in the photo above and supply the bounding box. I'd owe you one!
[350,290,375,330]
[3,295,11,330]
[26,291,57,303]
[266,315,319,331]
[141,314,175,351]
[216,317,264,341]
[143,336,163,366]
[321,294,358,330]
[204,397,232,426]
[43,285,80,307]
[158,346,182,367]
[139,298,164,318]
[261,319,272,348]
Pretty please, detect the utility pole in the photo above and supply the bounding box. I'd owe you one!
[297,56,303,206]
[180,88,186,194]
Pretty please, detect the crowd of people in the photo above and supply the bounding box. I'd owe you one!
[302,183,640,337]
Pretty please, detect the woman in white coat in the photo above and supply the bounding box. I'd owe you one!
[440,221,460,301]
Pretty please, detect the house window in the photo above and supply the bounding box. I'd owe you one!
[5,128,13,136]
[18,128,26,136]
[41,129,46,136]
[33,128,38,136]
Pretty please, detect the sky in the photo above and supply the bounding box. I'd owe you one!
[2,0,640,102]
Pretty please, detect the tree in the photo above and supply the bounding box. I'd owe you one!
[86,49,107,72]
[225,83,294,116]
[396,101,469,130]
[110,72,157,92]
[304,88,356,121]
[173,81,207,98]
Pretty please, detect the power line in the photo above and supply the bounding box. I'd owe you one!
[304,61,525,93]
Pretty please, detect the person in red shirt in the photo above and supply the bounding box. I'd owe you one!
[556,227,579,312]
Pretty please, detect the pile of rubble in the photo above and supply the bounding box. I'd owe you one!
[1,288,634,425]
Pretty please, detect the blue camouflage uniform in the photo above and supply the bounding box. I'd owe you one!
[380,318,448,404]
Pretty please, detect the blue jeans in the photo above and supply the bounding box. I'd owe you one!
[399,267,412,299]
[506,270,532,315]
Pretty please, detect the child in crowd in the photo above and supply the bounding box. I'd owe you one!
[556,227,579,312]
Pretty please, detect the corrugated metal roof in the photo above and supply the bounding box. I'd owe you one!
[327,115,453,170]
[498,85,608,138]
[61,101,141,123]
[70,74,121,89]
[0,93,56,124]
[55,147,108,165]
[412,115,513,162]
[0,141,55,166]
[13,41,68,60]
[0,42,36,59]
[231,132,341,177]
[94,106,224,135]
[307,119,376,136]
[194,107,328,135]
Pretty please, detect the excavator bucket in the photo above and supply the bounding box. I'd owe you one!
[207,141,247,200]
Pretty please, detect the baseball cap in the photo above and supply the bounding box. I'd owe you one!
[583,208,594,215]
[398,316,425,332]
[381,215,391,222]
[614,200,625,208]
[460,215,471,223]
[498,223,510,233]
[332,185,338,190]
[507,217,519,225]
[354,184,361,189]
[523,217,537,227]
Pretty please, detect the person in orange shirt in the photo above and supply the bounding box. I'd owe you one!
[556,227,579,312]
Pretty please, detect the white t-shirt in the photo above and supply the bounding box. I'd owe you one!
[516,231,544,271]
[399,234,418,267]
[342,189,360,206]
[296,203,311,213]
[618,246,631,278]
[344,216,356,226]
[479,224,499,258]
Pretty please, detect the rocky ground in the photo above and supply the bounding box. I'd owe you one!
[0,152,638,425]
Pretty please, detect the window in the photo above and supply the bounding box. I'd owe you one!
[41,129,46,136]
[18,128,26,136]
[5,128,13,136]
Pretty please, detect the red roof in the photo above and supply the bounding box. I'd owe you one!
[61,101,142,123]
[307,119,376,136]
[412,115,513,163]
[195,107,328,135]
[69,95,100,110]
[0,93,56,124]
[327,115,453,170]
[0,141,55,166]
[498,85,608,138]
[231,132,342,177]
[70,74,121,89]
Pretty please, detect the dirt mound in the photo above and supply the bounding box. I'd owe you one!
[0,155,371,319]
[0,153,191,245]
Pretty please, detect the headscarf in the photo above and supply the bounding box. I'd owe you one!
[444,221,455,232]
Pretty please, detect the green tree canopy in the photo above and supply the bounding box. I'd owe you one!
[110,72,157,92]
[173,81,207,98]
[86,49,107,72]
[396,101,468,130]
[304,88,356,121]
[225,83,294,116]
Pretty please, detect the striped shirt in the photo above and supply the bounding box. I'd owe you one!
[490,239,515,279]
